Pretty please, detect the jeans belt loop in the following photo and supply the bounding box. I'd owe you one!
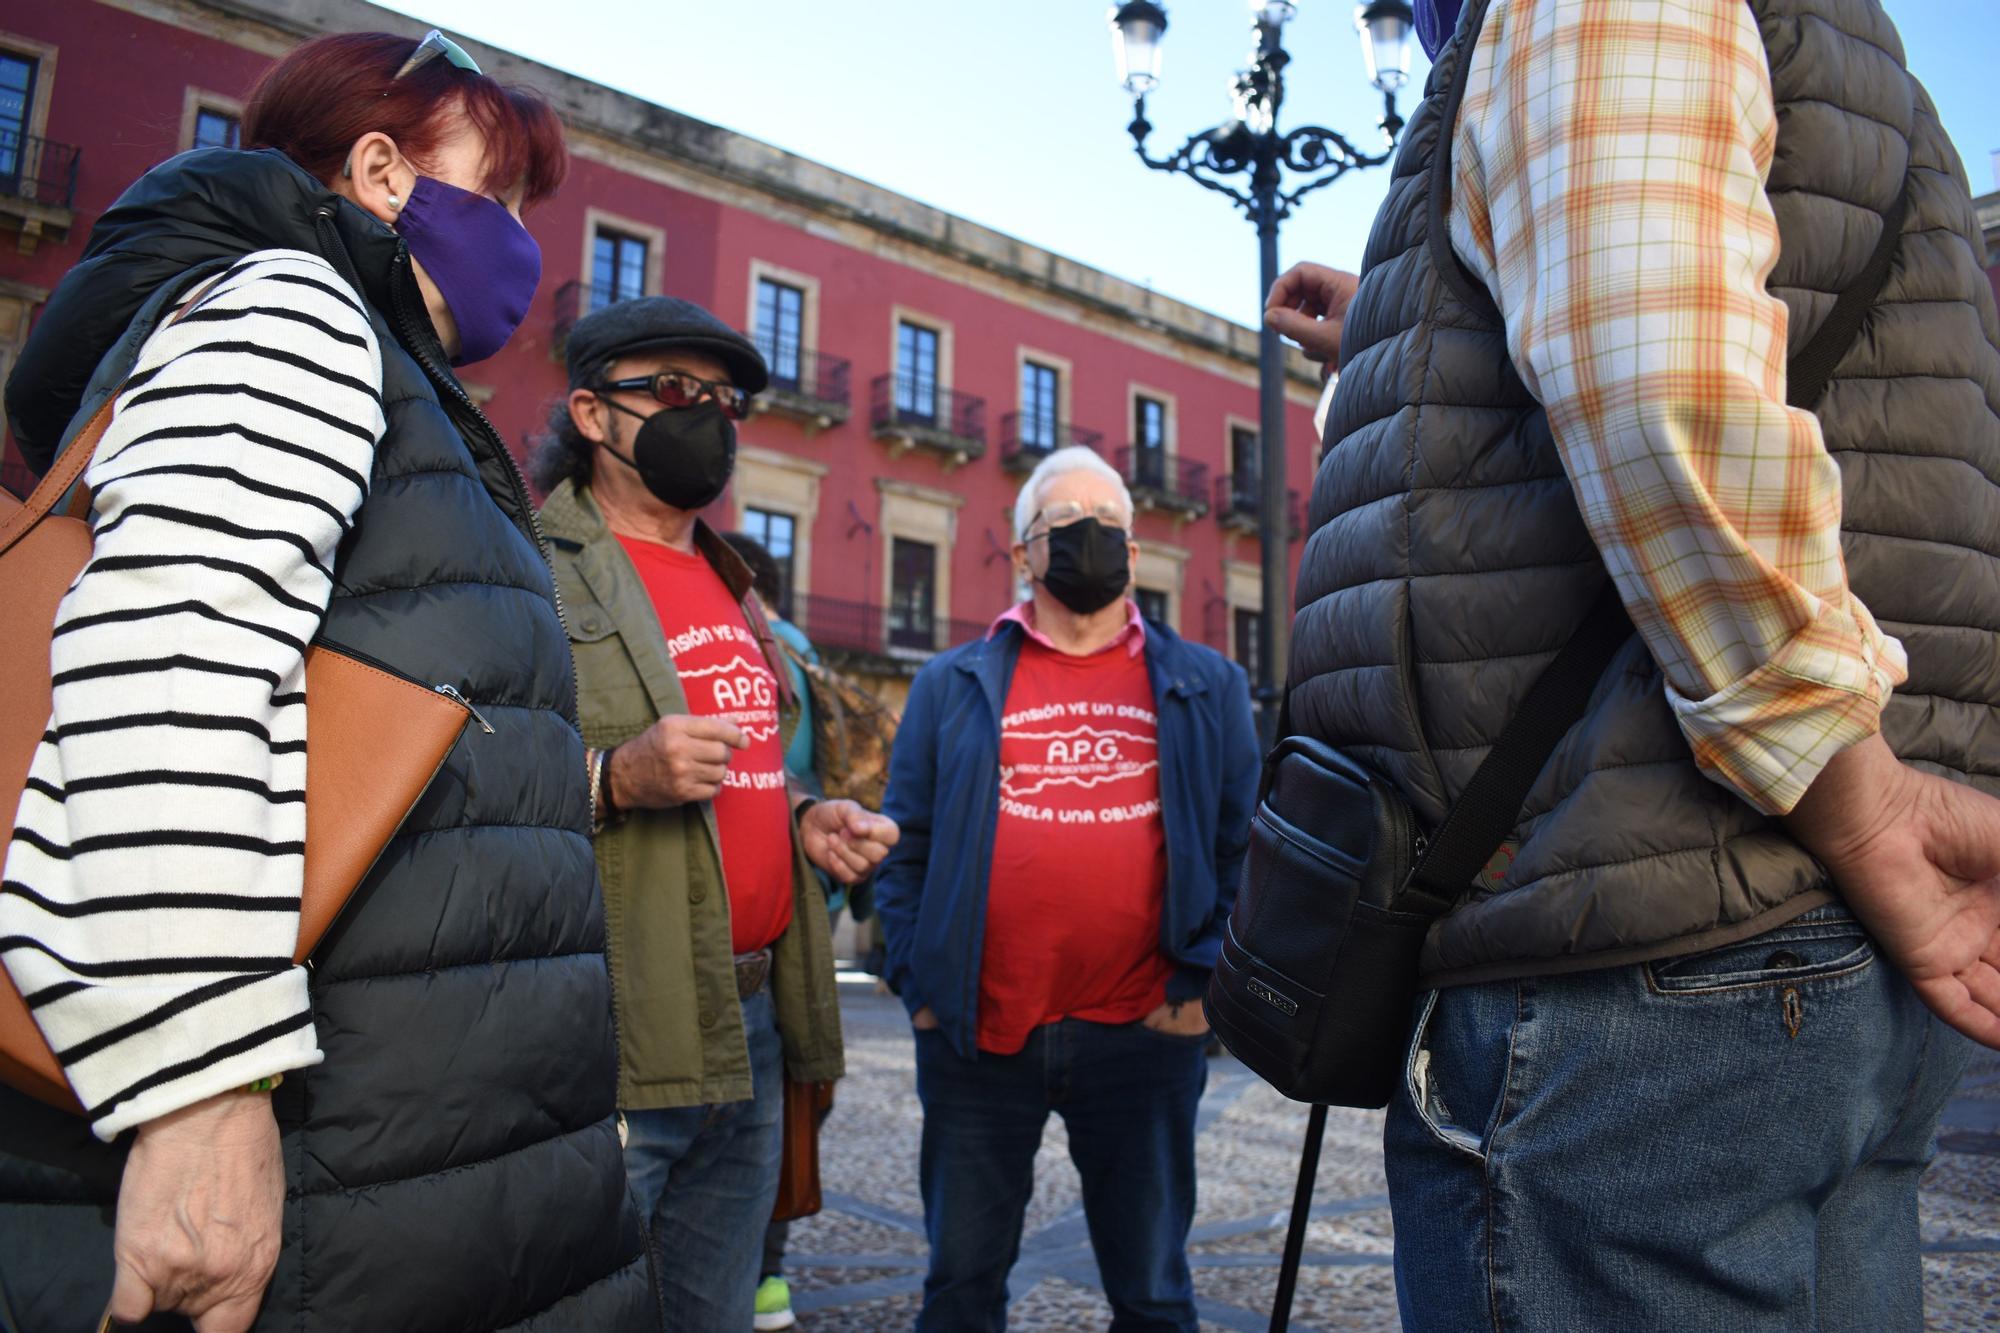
[733,948,773,1000]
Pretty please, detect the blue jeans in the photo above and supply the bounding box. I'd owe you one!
[624,986,784,1333]
[914,1018,1209,1333]
[1387,904,1970,1331]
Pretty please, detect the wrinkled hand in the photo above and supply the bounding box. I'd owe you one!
[801,800,899,885]
[1784,732,2000,1048]
[911,1006,941,1032]
[608,714,749,809]
[1264,262,1361,366]
[1140,998,1211,1038]
[107,1090,283,1333]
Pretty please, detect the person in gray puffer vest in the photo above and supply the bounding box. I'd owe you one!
[1267,0,2000,1326]
[0,33,654,1332]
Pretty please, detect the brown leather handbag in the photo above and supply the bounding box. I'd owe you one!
[770,1078,835,1222]
[0,302,473,1115]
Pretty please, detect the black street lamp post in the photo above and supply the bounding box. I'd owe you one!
[1110,0,1414,745]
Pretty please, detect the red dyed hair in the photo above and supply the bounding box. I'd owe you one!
[242,32,567,209]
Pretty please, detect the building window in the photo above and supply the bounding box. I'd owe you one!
[1020,360,1060,450]
[1234,607,1261,679]
[0,53,36,187]
[1135,587,1168,624]
[755,278,805,389]
[888,536,936,650]
[192,106,240,150]
[591,228,648,310]
[1230,425,1259,505]
[1133,394,1168,489]
[896,320,940,422]
[741,507,798,621]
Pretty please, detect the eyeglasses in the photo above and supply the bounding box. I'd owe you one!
[1025,500,1130,541]
[394,29,482,80]
[596,370,753,421]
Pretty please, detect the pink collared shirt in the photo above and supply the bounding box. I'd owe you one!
[989,598,1147,659]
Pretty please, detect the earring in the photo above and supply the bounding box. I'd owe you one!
[387,193,401,210]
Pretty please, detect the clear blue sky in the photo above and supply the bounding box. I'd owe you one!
[378,0,1997,331]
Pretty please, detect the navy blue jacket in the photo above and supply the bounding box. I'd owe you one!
[876,616,1260,1059]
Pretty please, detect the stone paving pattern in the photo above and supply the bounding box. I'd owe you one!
[784,980,1999,1331]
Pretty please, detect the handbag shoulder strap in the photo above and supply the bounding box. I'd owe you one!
[1398,163,1912,907]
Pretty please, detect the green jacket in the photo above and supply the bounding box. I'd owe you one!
[539,478,844,1110]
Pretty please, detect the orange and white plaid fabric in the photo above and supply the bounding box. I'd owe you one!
[1446,0,1905,815]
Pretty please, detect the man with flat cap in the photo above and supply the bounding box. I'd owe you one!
[532,296,899,1332]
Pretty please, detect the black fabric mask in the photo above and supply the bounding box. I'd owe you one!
[1039,517,1130,615]
[598,395,736,511]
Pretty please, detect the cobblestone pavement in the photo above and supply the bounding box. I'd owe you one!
[783,979,1999,1332]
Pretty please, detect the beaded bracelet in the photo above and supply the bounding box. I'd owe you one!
[241,1074,284,1094]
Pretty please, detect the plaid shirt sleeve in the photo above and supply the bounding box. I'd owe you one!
[1446,0,1907,816]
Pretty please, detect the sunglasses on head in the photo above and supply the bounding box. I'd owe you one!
[595,370,753,421]
[394,29,482,80]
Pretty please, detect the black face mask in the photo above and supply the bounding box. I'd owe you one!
[598,395,736,512]
[1038,517,1130,615]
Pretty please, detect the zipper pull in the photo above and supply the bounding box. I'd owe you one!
[434,683,495,734]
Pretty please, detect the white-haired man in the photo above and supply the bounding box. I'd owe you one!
[875,446,1260,1332]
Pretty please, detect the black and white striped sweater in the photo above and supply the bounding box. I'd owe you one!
[1,249,384,1138]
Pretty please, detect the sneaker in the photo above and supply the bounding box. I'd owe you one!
[753,1274,796,1331]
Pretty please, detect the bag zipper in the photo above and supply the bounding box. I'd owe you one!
[318,639,496,734]
[433,683,495,734]
[301,640,479,968]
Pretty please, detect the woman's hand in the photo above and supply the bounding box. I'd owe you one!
[107,1090,284,1332]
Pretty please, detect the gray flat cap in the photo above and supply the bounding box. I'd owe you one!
[565,295,769,394]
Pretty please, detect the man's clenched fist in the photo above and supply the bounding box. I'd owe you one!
[607,714,750,809]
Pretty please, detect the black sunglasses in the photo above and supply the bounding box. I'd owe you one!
[595,370,753,421]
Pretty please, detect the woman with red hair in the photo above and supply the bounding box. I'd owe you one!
[0,31,654,1331]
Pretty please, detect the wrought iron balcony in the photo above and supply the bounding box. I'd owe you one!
[749,338,851,431]
[1118,445,1208,517]
[0,130,81,254]
[796,593,990,660]
[999,415,1105,474]
[870,374,986,467]
[1215,473,1304,541]
[0,130,78,209]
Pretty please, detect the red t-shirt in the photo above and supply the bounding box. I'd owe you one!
[617,535,794,954]
[978,635,1171,1054]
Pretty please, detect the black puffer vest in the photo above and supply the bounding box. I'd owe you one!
[1292,0,2000,985]
[0,150,655,1331]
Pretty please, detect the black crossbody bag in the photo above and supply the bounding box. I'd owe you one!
[1210,156,1912,1332]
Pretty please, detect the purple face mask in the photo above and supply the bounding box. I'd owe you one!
[395,175,542,367]
[1415,0,1465,61]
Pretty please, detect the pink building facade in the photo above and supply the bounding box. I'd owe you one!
[0,0,1330,699]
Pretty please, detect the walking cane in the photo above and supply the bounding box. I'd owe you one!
[1269,1102,1328,1333]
